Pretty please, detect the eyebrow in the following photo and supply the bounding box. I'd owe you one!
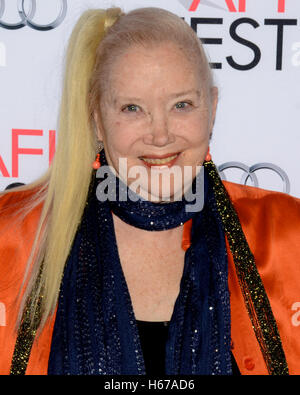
[169,89,201,99]
[115,89,201,104]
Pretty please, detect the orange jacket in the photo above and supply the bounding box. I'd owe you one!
[0,181,299,375]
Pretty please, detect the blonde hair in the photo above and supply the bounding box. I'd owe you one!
[0,7,214,330]
[89,7,214,115]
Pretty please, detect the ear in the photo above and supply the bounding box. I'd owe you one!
[93,110,104,141]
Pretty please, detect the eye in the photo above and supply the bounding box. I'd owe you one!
[175,101,192,110]
[122,104,140,113]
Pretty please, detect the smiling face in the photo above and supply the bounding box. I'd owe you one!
[95,42,218,201]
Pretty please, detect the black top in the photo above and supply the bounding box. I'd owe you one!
[136,320,241,375]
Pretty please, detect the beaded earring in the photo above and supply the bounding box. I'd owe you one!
[92,141,104,169]
[205,147,212,162]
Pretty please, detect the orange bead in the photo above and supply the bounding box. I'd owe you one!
[93,161,101,169]
[205,148,212,162]
[92,154,101,169]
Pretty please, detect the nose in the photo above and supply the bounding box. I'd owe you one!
[143,113,175,147]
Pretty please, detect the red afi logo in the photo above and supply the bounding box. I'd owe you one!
[0,129,56,178]
[187,0,286,12]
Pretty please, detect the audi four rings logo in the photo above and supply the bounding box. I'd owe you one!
[0,0,67,31]
[218,162,291,194]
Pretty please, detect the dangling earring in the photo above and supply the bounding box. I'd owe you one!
[92,141,104,169]
[205,147,212,162]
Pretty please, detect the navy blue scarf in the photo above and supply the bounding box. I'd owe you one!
[48,154,232,375]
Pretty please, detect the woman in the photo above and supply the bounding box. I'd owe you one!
[0,7,299,375]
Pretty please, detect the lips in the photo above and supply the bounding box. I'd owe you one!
[139,152,180,167]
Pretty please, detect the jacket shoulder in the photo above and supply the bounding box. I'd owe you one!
[0,187,40,213]
[222,181,300,243]
[0,186,44,225]
[223,180,300,215]
[0,189,43,286]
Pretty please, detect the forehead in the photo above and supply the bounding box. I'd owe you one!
[107,42,203,98]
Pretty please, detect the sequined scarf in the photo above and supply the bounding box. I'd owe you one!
[47,153,232,375]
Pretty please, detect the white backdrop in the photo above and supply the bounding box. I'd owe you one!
[0,0,299,196]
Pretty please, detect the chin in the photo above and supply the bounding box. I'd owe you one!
[129,179,188,203]
[134,189,181,203]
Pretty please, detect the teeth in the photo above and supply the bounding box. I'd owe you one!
[141,154,178,165]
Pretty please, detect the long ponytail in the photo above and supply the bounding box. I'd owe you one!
[17,8,123,330]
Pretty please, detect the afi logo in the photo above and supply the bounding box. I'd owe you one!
[0,129,56,178]
[179,0,287,12]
